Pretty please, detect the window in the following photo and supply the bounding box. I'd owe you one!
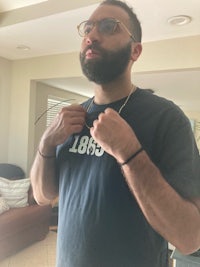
[46,96,72,127]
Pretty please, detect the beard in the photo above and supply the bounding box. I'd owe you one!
[80,41,132,84]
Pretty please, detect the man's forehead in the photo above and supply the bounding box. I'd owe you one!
[89,4,129,23]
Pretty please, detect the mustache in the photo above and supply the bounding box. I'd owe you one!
[81,43,104,57]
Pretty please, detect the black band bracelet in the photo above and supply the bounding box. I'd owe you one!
[38,149,56,159]
[120,147,143,166]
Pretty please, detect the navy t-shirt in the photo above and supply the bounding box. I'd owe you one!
[56,88,200,267]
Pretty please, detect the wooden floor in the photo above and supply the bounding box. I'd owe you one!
[0,231,57,267]
[0,233,174,267]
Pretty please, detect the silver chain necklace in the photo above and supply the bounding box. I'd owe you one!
[85,85,136,129]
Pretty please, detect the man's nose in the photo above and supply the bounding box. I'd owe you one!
[86,37,92,45]
[85,26,100,45]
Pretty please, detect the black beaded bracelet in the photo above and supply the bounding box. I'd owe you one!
[120,147,143,166]
[38,149,56,159]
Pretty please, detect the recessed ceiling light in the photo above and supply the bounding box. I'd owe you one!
[167,15,192,26]
[16,45,31,51]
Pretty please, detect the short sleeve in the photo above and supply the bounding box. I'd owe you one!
[157,107,200,199]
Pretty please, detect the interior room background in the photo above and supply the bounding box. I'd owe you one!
[0,34,200,175]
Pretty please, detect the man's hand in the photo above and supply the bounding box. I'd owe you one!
[39,104,86,154]
[90,108,141,163]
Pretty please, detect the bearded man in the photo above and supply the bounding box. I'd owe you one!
[31,1,200,266]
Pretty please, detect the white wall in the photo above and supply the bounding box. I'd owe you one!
[135,36,200,72]
[8,53,81,173]
[3,35,200,173]
[0,57,12,162]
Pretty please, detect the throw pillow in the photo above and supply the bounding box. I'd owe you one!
[0,197,10,214]
[0,177,30,208]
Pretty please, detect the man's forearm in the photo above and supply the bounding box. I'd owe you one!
[30,150,58,205]
[30,104,86,205]
[121,150,200,255]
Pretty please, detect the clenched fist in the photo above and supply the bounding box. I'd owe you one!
[90,108,141,164]
[39,104,86,155]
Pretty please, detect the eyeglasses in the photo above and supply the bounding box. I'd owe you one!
[77,18,136,42]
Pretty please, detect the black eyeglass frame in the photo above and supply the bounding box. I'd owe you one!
[77,18,136,42]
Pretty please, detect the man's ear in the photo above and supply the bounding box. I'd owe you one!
[131,43,142,62]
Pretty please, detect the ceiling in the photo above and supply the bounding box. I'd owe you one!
[0,0,200,112]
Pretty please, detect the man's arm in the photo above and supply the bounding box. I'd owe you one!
[30,104,86,205]
[121,150,200,255]
[30,144,58,205]
[91,108,200,255]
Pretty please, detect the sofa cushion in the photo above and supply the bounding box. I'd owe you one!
[28,185,37,205]
[0,197,10,214]
[0,164,25,180]
[0,177,30,208]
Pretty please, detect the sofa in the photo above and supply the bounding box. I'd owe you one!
[0,163,52,261]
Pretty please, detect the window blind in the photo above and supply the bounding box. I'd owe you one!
[46,97,71,127]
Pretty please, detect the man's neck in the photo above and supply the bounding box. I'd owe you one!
[93,80,134,105]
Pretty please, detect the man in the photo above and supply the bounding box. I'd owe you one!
[30,1,200,266]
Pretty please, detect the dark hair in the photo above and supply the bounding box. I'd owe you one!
[100,0,142,42]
